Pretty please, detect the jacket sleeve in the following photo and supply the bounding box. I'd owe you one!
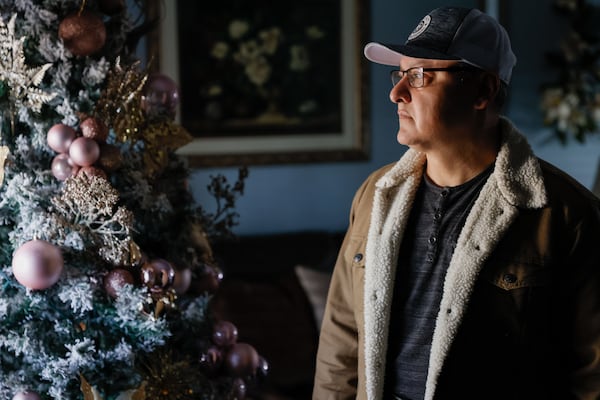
[312,178,371,400]
[568,204,600,400]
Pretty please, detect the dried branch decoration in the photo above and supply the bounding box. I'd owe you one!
[51,174,135,266]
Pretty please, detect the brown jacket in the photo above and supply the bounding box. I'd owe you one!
[313,118,600,400]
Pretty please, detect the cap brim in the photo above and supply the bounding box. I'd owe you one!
[364,42,460,66]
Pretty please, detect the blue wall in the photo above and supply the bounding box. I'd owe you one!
[189,0,600,235]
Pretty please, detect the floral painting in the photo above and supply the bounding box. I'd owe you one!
[176,0,342,137]
[540,0,600,143]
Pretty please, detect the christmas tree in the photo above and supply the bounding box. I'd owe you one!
[0,1,264,399]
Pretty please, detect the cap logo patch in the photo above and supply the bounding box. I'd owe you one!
[408,15,431,41]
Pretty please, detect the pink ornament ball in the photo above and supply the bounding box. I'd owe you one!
[150,258,176,288]
[69,137,100,167]
[172,267,192,295]
[12,240,63,290]
[141,259,175,289]
[13,391,42,400]
[47,123,76,153]
[212,320,239,348]
[191,263,224,295]
[224,342,260,378]
[51,153,79,181]
[141,73,180,118]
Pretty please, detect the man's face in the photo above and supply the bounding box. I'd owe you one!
[390,55,480,152]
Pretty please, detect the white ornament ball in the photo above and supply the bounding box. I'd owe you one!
[13,391,42,400]
[47,123,76,153]
[69,137,100,167]
[12,240,64,290]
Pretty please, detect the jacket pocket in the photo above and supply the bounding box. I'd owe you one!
[479,261,551,313]
[483,262,550,290]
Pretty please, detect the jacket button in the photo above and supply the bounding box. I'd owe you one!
[353,253,363,263]
[503,273,517,284]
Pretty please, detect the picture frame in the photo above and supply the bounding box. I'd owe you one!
[146,0,371,167]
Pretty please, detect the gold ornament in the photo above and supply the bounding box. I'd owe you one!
[128,240,143,266]
[93,58,193,177]
[0,14,56,133]
[140,121,192,177]
[95,58,147,143]
[138,351,211,400]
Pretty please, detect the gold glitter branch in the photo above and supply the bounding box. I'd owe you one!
[94,58,193,177]
[95,57,147,143]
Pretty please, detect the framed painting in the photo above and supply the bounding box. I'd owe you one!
[146,0,371,166]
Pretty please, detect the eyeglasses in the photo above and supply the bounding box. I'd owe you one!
[390,66,477,88]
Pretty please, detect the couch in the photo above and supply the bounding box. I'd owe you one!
[211,231,343,399]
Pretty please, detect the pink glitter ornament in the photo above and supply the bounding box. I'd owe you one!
[80,117,109,143]
[104,268,135,299]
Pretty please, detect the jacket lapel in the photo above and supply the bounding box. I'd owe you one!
[364,149,426,400]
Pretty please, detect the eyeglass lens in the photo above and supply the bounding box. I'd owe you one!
[390,68,424,88]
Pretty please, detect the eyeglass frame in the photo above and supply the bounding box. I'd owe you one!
[389,65,481,88]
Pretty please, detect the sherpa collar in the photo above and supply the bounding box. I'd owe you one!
[375,117,548,209]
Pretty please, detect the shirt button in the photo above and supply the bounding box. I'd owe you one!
[428,235,437,245]
[503,273,517,284]
[353,253,363,263]
[434,211,442,220]
[440,190,449,197]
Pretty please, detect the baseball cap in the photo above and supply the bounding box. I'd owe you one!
[363,7,516,84]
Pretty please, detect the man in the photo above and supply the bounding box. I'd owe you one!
[313,6,600,400]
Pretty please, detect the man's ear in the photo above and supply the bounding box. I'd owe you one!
[474,73,500,110]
